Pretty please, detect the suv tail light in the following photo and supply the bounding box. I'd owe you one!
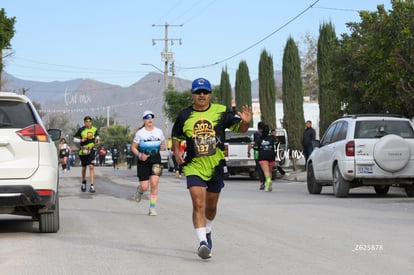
[37,190,55,196]
[16,124,49,142]
[345,140,355,156]
[224,144,228,157]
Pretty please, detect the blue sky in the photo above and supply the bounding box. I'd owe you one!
[2,0,392,87]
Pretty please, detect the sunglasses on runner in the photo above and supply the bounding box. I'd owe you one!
[143,114,155,120]
[192,90,211,95]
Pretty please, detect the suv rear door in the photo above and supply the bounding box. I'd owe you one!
[0,98,40,179]
[353,119,414,175]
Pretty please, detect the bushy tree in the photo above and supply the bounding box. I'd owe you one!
[300,32,318,101]
[0,8,16,88]
[334,1,414,117]
[100,124,131,147]
[164,90,192,121]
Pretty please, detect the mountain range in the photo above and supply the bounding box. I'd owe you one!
[1,71,282,132]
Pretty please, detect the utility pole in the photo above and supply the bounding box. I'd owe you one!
[152,22,182,91]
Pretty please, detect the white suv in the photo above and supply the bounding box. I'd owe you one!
[307,114,414,197]
[0,92,61,232]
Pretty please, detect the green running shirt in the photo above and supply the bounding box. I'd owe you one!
[171,103,243,181]
[73,126,99,156]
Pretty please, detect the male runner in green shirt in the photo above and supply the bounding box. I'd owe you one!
[171,77,252,259]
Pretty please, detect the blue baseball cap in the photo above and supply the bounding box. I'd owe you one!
[191,78,212,93]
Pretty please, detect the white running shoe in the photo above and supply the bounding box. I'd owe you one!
[89,185,96,193]
[148,208,158,216]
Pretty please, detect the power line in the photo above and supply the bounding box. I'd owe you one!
[313,5,359,13]
[179,0,320,70]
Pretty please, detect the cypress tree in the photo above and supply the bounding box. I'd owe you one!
[219,67,232,110]
[235,61,252,127]
[258,50,276,129]
[282,37,304,169]
[318,21,340,136]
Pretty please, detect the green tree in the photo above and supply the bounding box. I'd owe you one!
[0,8,16,88]
[300,32,318,101]
[210,85,219,104]
[100,124,131,147]
[282,37,304,170]
[219,67,232,110]
[164,90,192,121]
[318,21,341,136]
[258,49,276,129]
[97,124,132,162]
[92,115,115,129]
[235,60,252,126]
[334,1,414,117]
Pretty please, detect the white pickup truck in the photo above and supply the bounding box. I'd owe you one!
[224,128,288,179]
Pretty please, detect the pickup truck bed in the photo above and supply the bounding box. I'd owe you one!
[224,129,258,179]
[224,128,288,179]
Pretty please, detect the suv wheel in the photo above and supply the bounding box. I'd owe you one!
[307,162,322,194]
[374,185,390,195]
[39,194,60,233]
[332,165,350,198]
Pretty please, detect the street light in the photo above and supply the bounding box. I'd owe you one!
[140,63,170,138]
[141,63,167,91]
[141,63,163,73]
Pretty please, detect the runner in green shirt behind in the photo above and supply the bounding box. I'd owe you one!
[73,116,100,193]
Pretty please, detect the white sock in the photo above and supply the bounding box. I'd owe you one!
[206,219,213,234]
[195,227,207,243]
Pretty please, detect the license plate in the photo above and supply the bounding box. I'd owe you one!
[240,160,254,166]
[358,166,373,174]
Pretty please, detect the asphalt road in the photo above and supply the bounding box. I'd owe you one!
[0,165,413,275]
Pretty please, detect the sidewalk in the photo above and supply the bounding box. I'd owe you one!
[283,168,307,182]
